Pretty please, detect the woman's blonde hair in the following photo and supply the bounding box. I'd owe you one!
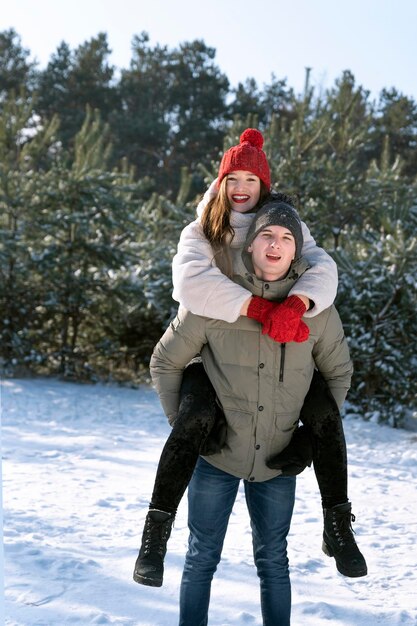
[200,176,270,276]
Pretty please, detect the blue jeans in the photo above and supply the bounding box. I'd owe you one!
[179,458,296,626]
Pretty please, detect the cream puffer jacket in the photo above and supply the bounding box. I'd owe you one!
[172,188,338,322]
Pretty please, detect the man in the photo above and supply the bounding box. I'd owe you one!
[145,199,360,626]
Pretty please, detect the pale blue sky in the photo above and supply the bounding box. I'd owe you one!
[2,0,417,101]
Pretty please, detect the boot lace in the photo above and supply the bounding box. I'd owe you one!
[332,511,356,548]
[143,517,172,557]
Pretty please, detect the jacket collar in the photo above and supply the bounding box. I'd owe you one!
[233,257,311,301]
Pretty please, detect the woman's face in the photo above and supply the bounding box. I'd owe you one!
[248,225,296,281]
[226,170,261,213]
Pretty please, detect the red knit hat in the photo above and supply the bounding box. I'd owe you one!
[217,128,271,189]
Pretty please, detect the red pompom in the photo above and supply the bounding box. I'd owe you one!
[240,128,264,149]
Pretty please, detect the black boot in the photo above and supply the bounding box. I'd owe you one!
[322,502,367,577]
[133,509,174,587]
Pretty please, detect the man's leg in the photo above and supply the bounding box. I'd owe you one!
[179,458,240,626]
[245,475,296,626]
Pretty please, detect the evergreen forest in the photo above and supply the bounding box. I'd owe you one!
[1,29,416,427]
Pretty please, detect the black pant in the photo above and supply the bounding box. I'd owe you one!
[150,361,218,513]
[299,369,348,509]
[150,363,347,513]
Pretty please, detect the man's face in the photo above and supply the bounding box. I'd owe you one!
[248,225,296,281]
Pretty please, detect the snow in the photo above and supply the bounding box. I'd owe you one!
[2,377,417,626]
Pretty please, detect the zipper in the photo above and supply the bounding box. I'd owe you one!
[279,343,286,382]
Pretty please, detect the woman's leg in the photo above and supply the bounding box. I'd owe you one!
[133,361,218,587]
[245,475,296,626]
[299,369,348,508]
[300,369,367,577]
[179,458,239,626]
[150,360,218,513]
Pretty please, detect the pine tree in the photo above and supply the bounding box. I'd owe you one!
[113,33,229,197]
[0,94,59,370]
[0,29,37,101]
[36,34,119,150]
[132,167,196,322]
[265,68,328,223]
[26,108,143,378]
[335,141,417,425]
[371,88,417,179]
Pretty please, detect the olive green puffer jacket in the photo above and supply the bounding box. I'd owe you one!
[150,258,352,482]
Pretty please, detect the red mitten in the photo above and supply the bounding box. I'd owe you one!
[247,296,277,324]
[263,295,308,343]
[292,319,310,343]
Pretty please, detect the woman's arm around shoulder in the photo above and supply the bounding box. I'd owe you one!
[312,306,354,409]
[150,307,208,424]
[172,219,251,323]
[290,221,338,318]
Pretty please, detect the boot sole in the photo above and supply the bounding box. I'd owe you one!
[322,540,368,578]
[133,571,163,587]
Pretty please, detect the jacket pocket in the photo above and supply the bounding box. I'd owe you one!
[274,412,300,432]
[222,407,254,462]
[266,413,300,457]
[271,412,299,450]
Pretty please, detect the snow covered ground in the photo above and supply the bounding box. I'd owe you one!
[2,377,417,626]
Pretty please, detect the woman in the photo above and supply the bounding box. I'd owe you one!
[133,130,366,592]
